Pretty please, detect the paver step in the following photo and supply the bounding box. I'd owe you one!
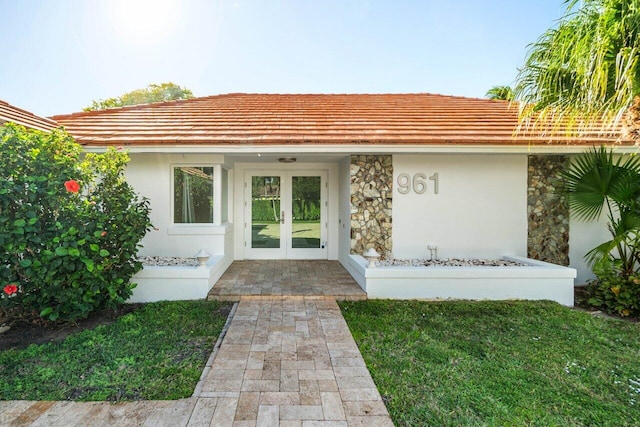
[208,260,367,301]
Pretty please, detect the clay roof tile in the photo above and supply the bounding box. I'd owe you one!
[1,100,59,132]
[49,93,626,147]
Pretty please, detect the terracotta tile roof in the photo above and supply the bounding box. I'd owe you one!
[50,93,625,147]
[0,100,59,132]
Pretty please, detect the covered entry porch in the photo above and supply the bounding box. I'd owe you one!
[208,260,366,301]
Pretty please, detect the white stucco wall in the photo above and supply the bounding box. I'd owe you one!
[392,154,528,260]
[569,213,610,285]
[338,157,352,265]
[125,153,233,258]
[122,150,607,286]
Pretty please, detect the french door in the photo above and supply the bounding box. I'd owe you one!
[244,170,328,259]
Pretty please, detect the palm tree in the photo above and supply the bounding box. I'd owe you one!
[485,85,514,101]
[560,147,640,277]
[514,0,640,141]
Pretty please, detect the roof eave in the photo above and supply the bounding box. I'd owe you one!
[78,141,636,155]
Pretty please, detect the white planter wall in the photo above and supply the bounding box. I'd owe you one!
[345,255,576,306]
[129,255,232,303]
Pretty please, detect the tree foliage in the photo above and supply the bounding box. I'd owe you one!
[0,124,152,322]
[515,0,640,139]
[485,85,514,101]
[84,82,194,111]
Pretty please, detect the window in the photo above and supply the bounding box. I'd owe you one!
[173,166,214,223]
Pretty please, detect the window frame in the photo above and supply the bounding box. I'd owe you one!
[170,164,220,227]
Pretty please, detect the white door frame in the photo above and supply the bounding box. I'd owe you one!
[233,162,340,261]
[244,169,328,260]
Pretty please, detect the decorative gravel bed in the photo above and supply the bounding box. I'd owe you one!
[139,256,528,268]
[139,256,199,267]
[377,258,529,267]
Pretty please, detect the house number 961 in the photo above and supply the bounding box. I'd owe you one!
[397,173,439,194]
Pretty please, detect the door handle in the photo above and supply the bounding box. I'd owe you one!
[280,211,285,224]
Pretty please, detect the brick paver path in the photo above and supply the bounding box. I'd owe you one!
[1,298,393,426]
[195,298,393,426]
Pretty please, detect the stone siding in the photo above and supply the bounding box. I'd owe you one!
[350,155,393,258]
[527,155,570,266]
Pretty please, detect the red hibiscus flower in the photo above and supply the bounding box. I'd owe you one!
[64,180,80,193]
[3,284,18,295]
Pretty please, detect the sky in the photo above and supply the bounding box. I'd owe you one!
[0,0,567,118]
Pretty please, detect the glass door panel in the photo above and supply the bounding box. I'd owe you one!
[291,176,321,249]
[251,176,281,249]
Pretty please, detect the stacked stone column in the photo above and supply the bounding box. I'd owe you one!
[349,155,393,259]
[527,155,570,266]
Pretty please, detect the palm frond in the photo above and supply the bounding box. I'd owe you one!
[515,0,640,136]
[585,237,621,267]
[559,146,640,221]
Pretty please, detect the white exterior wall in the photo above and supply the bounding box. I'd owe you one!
[569,214,610,285]
[392,154,528,260]
[338,157,352,265]
[125,153,233,258]
[122,151,605,287]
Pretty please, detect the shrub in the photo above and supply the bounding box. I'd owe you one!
[585,258,640,317]
[0,124,152,322]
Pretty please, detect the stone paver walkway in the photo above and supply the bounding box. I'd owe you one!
[1,298,393,426]
[208,261,366,301]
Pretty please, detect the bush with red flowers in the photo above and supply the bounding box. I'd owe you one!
[64,179,81,193]
[0,124,152,323]
[3,284,18,296]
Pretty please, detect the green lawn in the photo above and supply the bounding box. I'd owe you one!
[339,300,640,427]
[252,221,321,248]
[0,300,231,401]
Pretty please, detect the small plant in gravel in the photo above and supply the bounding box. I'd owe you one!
[0,124,152,323]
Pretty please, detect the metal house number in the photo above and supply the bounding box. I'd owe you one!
[397,173,439,194]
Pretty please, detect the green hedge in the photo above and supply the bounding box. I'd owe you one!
[251,199,320,222]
